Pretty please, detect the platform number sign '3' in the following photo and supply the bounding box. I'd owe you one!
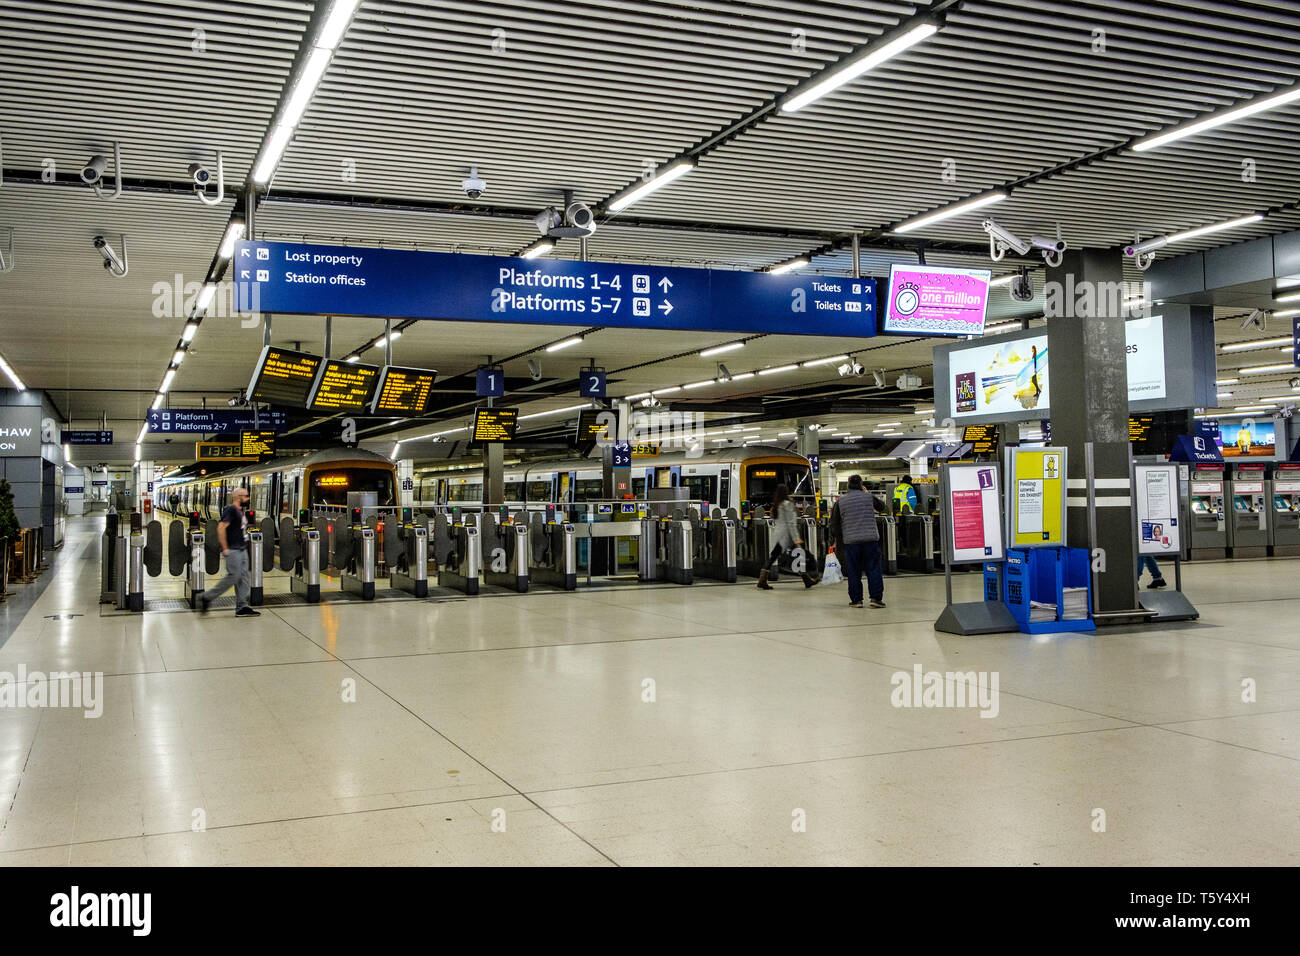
[579,369,606,399]
[476,366,505,398]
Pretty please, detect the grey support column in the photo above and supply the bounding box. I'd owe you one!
[1044,249,1137,618]
[482,441,504,506]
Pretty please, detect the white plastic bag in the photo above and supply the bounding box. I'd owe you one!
[821,550,843,584]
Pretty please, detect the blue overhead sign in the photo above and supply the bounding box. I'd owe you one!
[146,408,288,435]
[61,430,113,445]
[1293,316,1299,367]
[233,240,877,337]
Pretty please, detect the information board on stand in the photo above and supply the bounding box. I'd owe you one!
[1135,463,1181,555]
[372,366,438,415]
[246,346,321,406]
[309,359,380,412]
[471,407,518,443]
[933,461,1019,636]
[1005,446,1067,547]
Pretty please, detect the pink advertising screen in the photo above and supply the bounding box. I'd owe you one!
[883,264,992,337]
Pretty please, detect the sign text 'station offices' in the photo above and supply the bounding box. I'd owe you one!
[234,241,878,337]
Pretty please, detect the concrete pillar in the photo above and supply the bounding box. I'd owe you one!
[1044,248,1137,617]
[481,442,504,505]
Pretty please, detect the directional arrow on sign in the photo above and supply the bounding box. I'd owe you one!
[658,300,673,315]
[239,247,250,257]
[658,277,673,292]
[240,270,250,279]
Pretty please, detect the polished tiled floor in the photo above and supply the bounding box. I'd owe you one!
[0,518,1297,866]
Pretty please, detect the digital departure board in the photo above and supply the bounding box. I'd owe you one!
[246,346,322,407]
[1129,415,1154,445]
[471,407,518,443]
[309,359,379,412]
[575,408,611,444]
[371,365,438,415]
[195,442,258,463]
[1130,411,1186,457]
[962,424,999,455]
[240,430,276,459]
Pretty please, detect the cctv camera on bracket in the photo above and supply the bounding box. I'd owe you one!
[189,152,224,206]
[461,166,487,200]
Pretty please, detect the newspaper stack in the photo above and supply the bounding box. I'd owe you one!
[1062,587,1089,620]
[1029,600,1057,622]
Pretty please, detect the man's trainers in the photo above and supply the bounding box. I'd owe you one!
[198,596,209,614]
[869,599,887,609]
[1149,578,1167,590]
[849,601,863,608]
[235,606,261,617]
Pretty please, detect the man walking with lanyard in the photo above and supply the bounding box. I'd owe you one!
[200,486,261,616]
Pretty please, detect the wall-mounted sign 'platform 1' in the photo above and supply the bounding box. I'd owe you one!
[233,240,878,337]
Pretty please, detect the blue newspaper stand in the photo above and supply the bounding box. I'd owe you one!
[1002,547,1094,634]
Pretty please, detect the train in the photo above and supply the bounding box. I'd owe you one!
[414,444,816,513]
[155,447,399,522]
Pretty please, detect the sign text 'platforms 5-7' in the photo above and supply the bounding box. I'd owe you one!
[233,241,878,337]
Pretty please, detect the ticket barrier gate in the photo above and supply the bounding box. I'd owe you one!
[876,515,899,576]
[100,513,119,604]
[337,516,377,600]
[738,512,775,579]
[528,513,577,591]
[389,512,430,598]
[691,509,737,583]
[1226,477,1268,558]
[896,513,936,573]
[480,512,530,592]
[125,512,145,612]
[278,517,322,603]
[1272,478,1300,556]
[639,517,693,584]
[436,512,481,595]
[247,520,265,606]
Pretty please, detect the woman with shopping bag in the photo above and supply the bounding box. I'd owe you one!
[756,484,819,590]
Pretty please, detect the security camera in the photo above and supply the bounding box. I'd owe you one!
[544,201,596,238]
[527,359,542,381]
[1011,268,1033,302]
[461,166,487,199]
[93,235,127,276]
[1124,234,1169,271]
[1290,377,1300,389]
[1241,309,1268,331]
[188,162,212,186]
[871,369,886,389]
[983,219,1031,259]
[896,372,923,390]
[534,206,561,236]
[81,154,108,185]
[717,363,732,380]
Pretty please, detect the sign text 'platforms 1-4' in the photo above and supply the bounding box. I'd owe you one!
[233,241,877,338]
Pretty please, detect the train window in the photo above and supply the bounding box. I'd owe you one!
[526,480,551,502]
[632,478,646,497]
[576,479,603,501]
[680,475,718,506]
[745,463,814,507]
[308,468,396,506]
[448,483,482,503]
[503,481,523,501]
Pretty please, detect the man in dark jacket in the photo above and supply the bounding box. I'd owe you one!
[830,474,886,608]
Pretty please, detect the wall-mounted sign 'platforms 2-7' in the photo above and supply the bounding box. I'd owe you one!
[234,241,878,337]
[147,408,288,435]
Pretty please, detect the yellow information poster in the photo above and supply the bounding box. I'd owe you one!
[1006,446,1067,547]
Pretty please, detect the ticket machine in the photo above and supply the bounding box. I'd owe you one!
[1186,465,1227,560]
[1270,462,1300,556]
[1227,463,1268,558]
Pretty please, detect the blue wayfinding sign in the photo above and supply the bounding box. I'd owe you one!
[61,430,113,445]
[234,240,877,338]
[1293,315,1299,367]
[146,408,288,435]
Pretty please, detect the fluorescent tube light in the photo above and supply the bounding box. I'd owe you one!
[606,161,694,213]
[893,191,1007,234]
[782,21,939,113]
[1133,85,1300,152]
[699,342,744,357]
[546,336,583,352]
[757,364,798,375]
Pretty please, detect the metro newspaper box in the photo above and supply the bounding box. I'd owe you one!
[1001,547,1094,635]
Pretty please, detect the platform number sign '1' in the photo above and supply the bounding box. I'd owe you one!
[579,368,606,399]
[476,366,504,398]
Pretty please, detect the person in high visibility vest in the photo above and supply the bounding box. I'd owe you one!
[893,478,918,515]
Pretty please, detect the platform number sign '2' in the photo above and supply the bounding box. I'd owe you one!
[579,369,606,399]
[476,366,504,398]
[611,441,632,467]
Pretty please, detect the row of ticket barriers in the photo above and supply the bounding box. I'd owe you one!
[99,500,961,612]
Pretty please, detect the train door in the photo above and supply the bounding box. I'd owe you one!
[719,473,731,512]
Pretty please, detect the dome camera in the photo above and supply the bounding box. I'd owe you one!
[461,166,487,199]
